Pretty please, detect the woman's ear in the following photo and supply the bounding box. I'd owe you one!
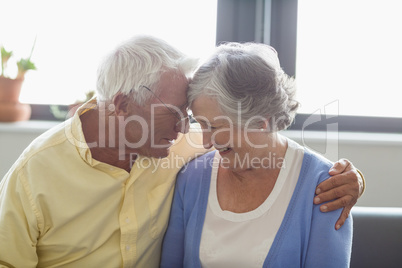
[112,93,132,116]
[259,117,270,131]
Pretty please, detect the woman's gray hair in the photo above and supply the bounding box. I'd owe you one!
[96,35,196,105]
[188,42,299,131]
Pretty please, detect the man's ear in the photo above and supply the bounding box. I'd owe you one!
[112,93,132,116]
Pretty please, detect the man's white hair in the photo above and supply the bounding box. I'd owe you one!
[96,35,197,105]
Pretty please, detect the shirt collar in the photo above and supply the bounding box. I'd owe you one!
[65,98,98,166]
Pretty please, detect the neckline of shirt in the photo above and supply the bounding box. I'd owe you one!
[208,138,303,222]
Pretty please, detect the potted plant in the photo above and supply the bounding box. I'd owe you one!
[0,42,36,122]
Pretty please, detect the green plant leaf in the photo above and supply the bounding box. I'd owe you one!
[16,58,37,79]
[1,46,13,60]
[17,58,37,71]
[1,46,13,76]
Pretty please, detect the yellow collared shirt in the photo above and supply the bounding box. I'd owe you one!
[0,104,205,268]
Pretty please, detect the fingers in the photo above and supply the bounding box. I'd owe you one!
[315,170,360,196]
[328,158,352,175]
[315,194,354,212]
[314,169,359,231]
[314,159,361,230]
[335,207,352,230]
[314,194,355,230]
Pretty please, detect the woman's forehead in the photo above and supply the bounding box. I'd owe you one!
[192,96,227,122]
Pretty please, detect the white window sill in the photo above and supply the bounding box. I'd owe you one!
[283,130,402,146]
[0,120,61,134]
[0,120,401,146]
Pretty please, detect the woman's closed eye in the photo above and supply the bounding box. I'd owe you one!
[198,121,216,130]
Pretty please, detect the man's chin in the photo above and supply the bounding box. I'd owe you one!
[149,147,171,159]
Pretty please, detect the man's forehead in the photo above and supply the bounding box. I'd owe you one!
[156,72,189,104]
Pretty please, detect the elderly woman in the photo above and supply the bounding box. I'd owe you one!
[160,43,352,267]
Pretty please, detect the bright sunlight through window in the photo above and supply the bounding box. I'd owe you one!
[0,0,217,105]
[296,0,402,118]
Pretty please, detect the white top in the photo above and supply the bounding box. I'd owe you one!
[199,138,305,268]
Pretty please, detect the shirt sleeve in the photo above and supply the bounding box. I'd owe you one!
[0,169,40,268]
[160,174,186,268]
[304,203,353,267]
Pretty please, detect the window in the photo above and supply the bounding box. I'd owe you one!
[296,0,402,118]
[1,0,217,105]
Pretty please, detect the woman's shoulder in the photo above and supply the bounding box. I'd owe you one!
[300,148,333,184]
[304,148,333,167]
[285,137,332,180]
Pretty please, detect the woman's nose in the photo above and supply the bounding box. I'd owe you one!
[202,131,214,149]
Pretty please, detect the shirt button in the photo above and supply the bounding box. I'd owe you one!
[126,245,131,251]
[125,218,130,223]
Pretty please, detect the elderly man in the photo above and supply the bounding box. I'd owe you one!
[0,35,364,267]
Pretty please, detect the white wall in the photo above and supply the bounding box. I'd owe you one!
[1,121,401,207]
[284,131,402,207]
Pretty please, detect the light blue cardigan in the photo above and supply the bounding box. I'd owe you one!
[161,150,352,268]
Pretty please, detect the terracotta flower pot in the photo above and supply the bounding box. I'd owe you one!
[0,76,31,122]
[0,76,24,102]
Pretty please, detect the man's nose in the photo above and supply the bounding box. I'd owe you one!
[174,117,190,134]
